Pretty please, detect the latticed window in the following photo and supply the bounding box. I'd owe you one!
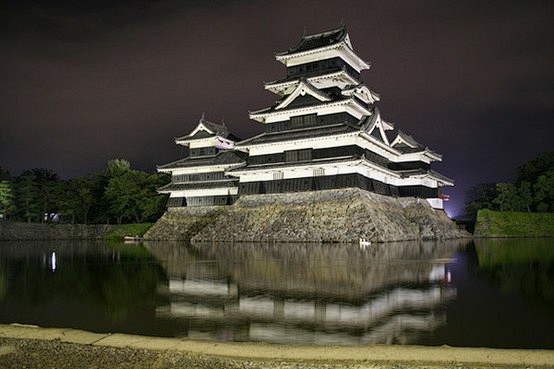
[285,151,298,162]
[167,197,184,207]
[190,147,217,157]
[242,182,259,194]
[304,114,316,125]
[172,172,225,182]
[298,149,312,161]
[285,149,312,162]
[313,168,325,177]
[273,171,284,180]
[290,114,317,128]
[290,116,302,127]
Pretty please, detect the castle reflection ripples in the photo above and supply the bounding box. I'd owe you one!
[146,240,465,344]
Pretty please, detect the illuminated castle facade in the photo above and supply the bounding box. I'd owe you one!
[158,26,453,210]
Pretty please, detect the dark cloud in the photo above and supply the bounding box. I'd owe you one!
[1,0,553,216]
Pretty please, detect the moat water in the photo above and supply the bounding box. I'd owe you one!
[0,238,553,348]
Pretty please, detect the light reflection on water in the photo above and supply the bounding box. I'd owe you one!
[149,240,463,345]
[1,238,553,348]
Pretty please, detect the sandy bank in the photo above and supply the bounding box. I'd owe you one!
[1,324,553,368]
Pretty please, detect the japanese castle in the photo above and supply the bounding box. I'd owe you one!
[158,26,453,210]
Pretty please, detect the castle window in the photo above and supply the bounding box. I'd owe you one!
[273,171,284,180]
[285,151,298,162]
[290,114,317,128]
[285,149,312,162]
[298,149,312,161]
[167,197,184,207]
[304,114,316,125]
[172,171,224,182]
[291,116,302,127]
[313,168,325,177]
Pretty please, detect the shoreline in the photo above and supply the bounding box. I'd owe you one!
[1,324,553,369]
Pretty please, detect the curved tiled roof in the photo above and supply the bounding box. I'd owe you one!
[276,26,348,56]
[237,123,360,146]
[266,67,345,86]
[228,155,361,173]
[175,117,233,141]
[157,150,247,170]
[251,95,364,117]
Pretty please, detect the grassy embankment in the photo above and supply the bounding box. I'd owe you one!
[474,209,554,237]
[103,223,154,241]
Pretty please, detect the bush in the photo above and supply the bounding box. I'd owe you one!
[474,209,554,237]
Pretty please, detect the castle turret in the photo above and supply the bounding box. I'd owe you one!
[227,26,452,208]
[157,115,246,207]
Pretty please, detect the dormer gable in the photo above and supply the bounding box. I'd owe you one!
[275,79,331,110]
[175,115,235,149]
[391,130,443,161]
[187,116,229,138]
[360,108,392,145]
[391,130,423,150]
[342,84,380,104]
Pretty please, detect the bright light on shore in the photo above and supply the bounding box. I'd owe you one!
[51,251,56,272]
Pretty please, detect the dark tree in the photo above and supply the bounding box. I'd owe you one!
[31,168,59,222]
[465,183,497,219]
[516,151,554,185]
[534,170,554,212]
[465,151,554,215]
[14,171,41,222]
[0,167,11,181]
[7,160,167,224]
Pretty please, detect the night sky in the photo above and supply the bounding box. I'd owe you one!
[1,1,553,217]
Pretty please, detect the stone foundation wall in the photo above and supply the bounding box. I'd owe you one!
[0,222,117,241]
[144,188,468,243]
[143,206,224,241]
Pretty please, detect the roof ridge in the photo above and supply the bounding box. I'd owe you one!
[302,24,346,40]
[277,25,348,56]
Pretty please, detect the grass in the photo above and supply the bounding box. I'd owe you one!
[103,223,154,241]
[474,209,554,237]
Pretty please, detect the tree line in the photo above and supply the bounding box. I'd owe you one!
[465,151,554,218]
[0,159,169,224]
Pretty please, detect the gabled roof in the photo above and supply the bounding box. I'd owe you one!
[275,79,331,110]
[341,84,380,104]
[249,95,357,119]
[360,108,393,145]
[390,131,425,153]
[175,115,231,142]
[390,131,442,160]
[249,93,371,122]
[276,26,349,56]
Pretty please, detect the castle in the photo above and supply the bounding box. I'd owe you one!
[157,26,453,210]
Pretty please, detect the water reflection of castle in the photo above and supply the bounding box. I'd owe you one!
[146,241,463,344]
